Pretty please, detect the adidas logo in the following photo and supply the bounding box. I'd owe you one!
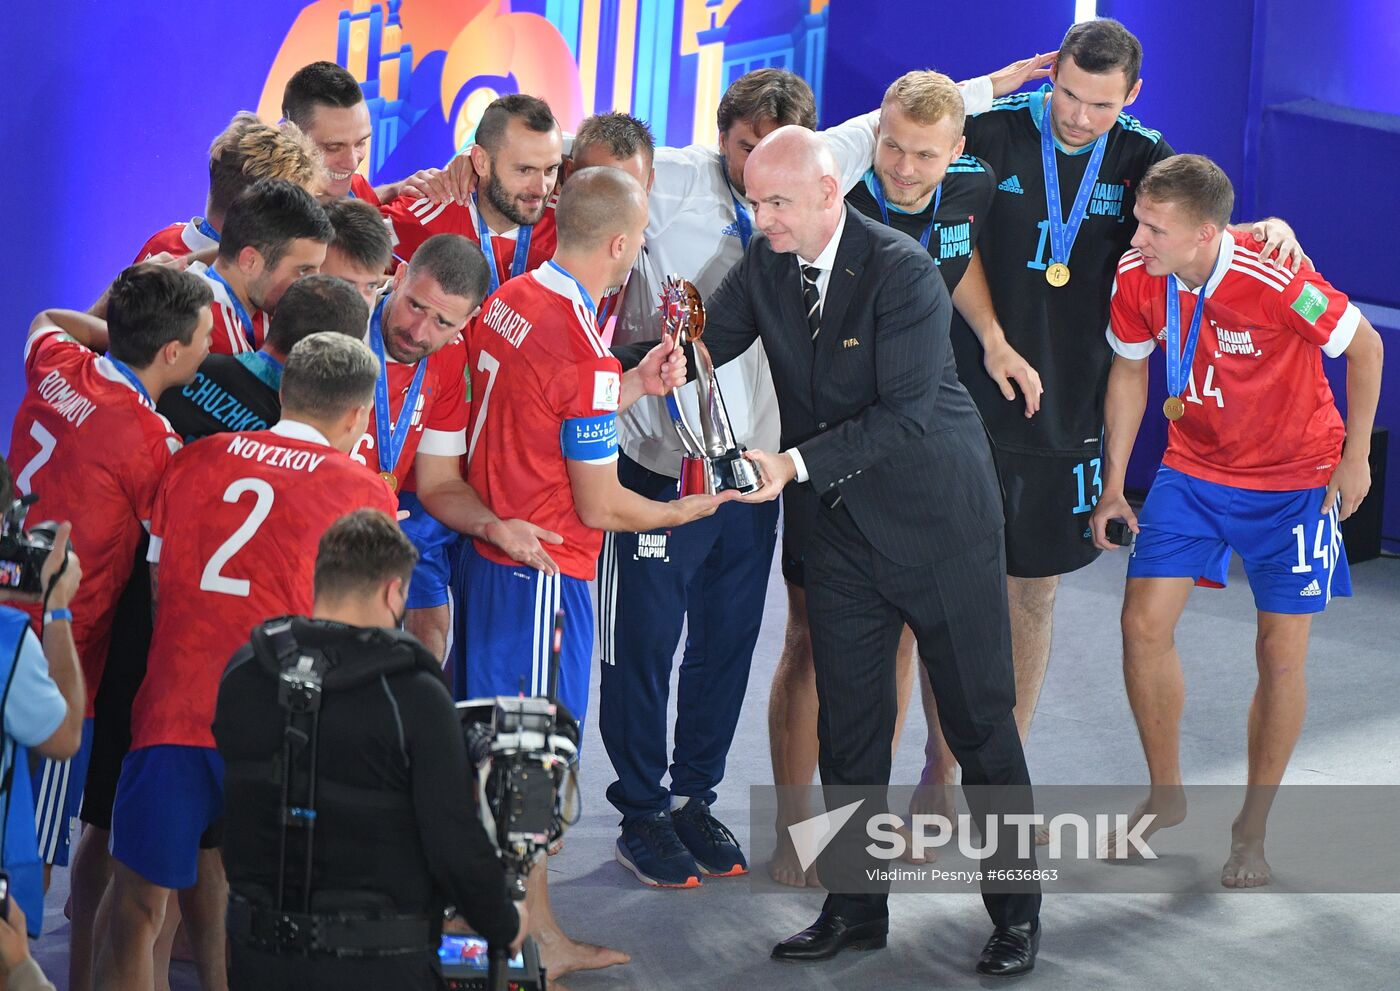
[1300,579,1322,597]
[998,175,1025,194]
[721,221,743,239]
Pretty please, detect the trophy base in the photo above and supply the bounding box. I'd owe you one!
[678,450,762,497]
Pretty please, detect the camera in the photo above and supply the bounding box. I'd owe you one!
[458,695,580,881]
[1105,518,1135,547]
[447,695,579,991]
[0,495,61,595]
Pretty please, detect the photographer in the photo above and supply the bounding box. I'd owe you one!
[214,509,524,990]
[0,456,84,938]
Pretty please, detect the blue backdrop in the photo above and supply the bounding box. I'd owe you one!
[5,2,1397,544]
[824,0,1400,547]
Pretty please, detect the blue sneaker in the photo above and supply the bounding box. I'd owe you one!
[671,801,748,877]
[615,811,702,888]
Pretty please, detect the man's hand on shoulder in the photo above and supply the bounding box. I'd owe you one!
[1247,218,1310,273]
[401,152,478,205]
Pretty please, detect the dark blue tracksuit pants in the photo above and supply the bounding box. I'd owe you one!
[597,454,779,824]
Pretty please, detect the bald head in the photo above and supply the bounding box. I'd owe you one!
[553,166,649,289]
[555,166,647,250]
[744,125,843,261]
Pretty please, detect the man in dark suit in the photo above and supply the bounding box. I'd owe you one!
[708,126,1042,975]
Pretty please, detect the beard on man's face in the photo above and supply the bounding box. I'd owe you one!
[484,170,547,228]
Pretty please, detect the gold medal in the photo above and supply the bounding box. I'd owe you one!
[380,471,399,492]
[1045,262,1070,287]
[1163,396,1186,421]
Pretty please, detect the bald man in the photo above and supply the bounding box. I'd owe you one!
[678,127,1039,975]
[462,166,730,977]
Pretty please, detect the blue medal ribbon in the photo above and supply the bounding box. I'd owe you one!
[473,191,534,294]
[596,290,617,329]
[204,266,259,350]
[870,171,942,250]
[195,217,221,244]
[546,261,598,318]
[249,350,283,377]
[1040,94,1108,271]
[1164,246,1227,400]
[105,357,153,408]
[367,293,429,479]
[720,158,752,249]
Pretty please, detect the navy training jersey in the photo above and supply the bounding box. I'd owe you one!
[845,154,997,296]
[157,352,282,443]
[958,84,1173,455]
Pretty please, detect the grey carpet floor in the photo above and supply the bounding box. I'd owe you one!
[34,549,1400,989]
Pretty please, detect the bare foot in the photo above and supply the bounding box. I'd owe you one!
[1100,789,1187,860]
[1221,829,1271,889]
[768,828,821,888]
[908,778,956,821]
[534,926,630,978]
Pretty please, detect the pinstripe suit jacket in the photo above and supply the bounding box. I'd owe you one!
[701,207,1004,566]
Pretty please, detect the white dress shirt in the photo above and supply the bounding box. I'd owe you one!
[783,206,849,484]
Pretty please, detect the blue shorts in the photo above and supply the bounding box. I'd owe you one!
[459,542,593,725]
[110,745,224,889]
[398,491,462,610]
[31,717,94,866]
[1128,466,1352,614]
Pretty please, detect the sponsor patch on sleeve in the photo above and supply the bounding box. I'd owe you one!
[592,370,621,411]
[561,413,619,463]
[1291,283,1329,325]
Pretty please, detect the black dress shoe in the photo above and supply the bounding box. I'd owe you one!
[976,920,1040,977]
[771,911,889,961]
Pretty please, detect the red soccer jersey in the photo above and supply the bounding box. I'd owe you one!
[187,261,270,356]
[133,217,219,264]
[383,192,558,280]
[1109,230,1360,490]
[132,420,397,750]
[7,328,181,712]
[348,292,470,492]
[466,262,623,580]
[349,172,381,207]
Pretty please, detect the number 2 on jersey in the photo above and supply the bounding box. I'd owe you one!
[199,478,275,597]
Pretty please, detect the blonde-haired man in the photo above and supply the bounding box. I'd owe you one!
[135,111,326,262]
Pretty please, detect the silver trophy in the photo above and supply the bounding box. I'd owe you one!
[657,276,762,496]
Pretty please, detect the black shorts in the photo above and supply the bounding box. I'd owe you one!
[994,446,1103,579]
[81,555,152,830]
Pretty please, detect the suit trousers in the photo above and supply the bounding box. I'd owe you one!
[804,501,1041,928]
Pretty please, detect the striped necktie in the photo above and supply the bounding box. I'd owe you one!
[800,264,822,341]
